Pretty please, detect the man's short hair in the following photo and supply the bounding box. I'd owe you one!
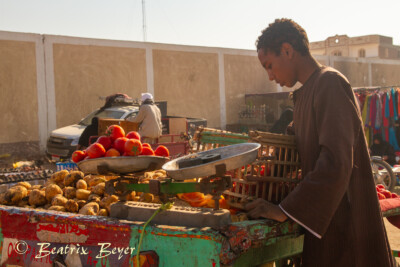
[256,18,310,56]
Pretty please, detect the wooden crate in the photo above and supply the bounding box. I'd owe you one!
[98,118,139,136]
[224,130,301,209]
[191,126,249,152]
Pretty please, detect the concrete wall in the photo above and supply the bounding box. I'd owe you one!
[53,43,147,127]
[1,30,400,156]
[153,50,220,127]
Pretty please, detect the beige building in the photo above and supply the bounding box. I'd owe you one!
[310,34,400,60]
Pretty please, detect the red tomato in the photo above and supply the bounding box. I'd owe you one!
[381,190,392,199]
[113,137,128,154]
[140,147,155,156]
[71,150,86,163]
[124,139,143,156]
[377,192,386,200]
[106,125,125,141]
[126,131,141,140]
[96,136,112,150]
[391,193,399,198]
[105,148,121,157]
[154,145,169,157]
[86,143,106,158]
[142,143,151,148]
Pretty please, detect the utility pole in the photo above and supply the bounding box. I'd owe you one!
[142,0,147,42]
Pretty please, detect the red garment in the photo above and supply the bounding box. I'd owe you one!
[382,94,390,140]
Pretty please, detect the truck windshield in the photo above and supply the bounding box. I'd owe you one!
[79,109,125,126]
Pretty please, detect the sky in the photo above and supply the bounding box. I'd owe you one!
[0,0,399,50]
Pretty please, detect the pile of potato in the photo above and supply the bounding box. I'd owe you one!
[0,169,168,216]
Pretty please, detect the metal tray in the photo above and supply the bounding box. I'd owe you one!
[162,143,260,180]
[77,156,168,174]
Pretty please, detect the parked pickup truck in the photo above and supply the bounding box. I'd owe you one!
[46,98,206,160]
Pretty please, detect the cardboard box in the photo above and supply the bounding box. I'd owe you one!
[98,118,139,135]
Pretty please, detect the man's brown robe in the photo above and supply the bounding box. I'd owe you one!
[280,66,395,266]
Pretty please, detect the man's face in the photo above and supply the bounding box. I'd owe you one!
[257,47,297,87]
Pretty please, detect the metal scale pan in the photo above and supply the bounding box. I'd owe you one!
[77,156,168,174]
[162,143,261,180]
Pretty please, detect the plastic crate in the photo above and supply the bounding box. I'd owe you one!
[224,130,301,209]
[56,162,78,171]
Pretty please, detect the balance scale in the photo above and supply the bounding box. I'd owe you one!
[82,143,260,228]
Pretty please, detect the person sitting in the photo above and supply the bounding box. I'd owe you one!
[77,117,99,150]
[126,93,162,144]
[370,134,397,166]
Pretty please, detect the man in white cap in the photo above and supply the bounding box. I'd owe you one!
[126,93,162,144]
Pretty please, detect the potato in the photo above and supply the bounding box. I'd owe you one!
[76,199,87,209]
[76,189,91,200]
[0,192,7,205]
[51,194,68,207]
[5,186,28,205]
[64,187,77,199]
[76,180,87,190]
[65,199,79,213]
[88,194,101,203]
[79,202,99,215]
[44,179,55,187]
[125,191,136,201]
[100,195,119,213]
[92,183,105,196]
[17,199,29,207]
[17,182,31,190]
[48,205,66,212]
[45,184,63,202]
[51,170,69,183]
[64,171,84,187]
[29,189,46,206]
[31,185,42,190]
[140,193,154,203]
[89,177,107,187]
[98,209,108,216]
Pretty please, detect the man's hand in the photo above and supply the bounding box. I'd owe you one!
[245,198,288,222]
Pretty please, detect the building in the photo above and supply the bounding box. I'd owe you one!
[310,34,400,60]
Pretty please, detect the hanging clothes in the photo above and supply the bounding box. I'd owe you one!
[391,88,398,121]
[375,94,382,130]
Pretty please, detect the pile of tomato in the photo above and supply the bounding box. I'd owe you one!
[376,184,399,200]
[71,125,169,163]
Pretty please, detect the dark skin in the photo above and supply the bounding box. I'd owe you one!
[245,43,321,222]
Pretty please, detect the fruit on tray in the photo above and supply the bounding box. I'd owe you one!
[375,184,400,199]
[154,145,169,157]
[70,126,170,163]
[86,143,106,159]
[105,125,125,141]
[124,139,143,156]
[126,131,141,140]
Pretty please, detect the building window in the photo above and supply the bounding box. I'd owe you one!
[385,48,389,58]
[358,49,366,58]
[332,50,342,56]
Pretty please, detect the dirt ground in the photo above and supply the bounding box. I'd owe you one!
[384,218,400,264]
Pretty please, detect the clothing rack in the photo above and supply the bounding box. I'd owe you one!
[354,86,400,152]
[353,86,400,93]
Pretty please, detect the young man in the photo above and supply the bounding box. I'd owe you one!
[245,18,395,266]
